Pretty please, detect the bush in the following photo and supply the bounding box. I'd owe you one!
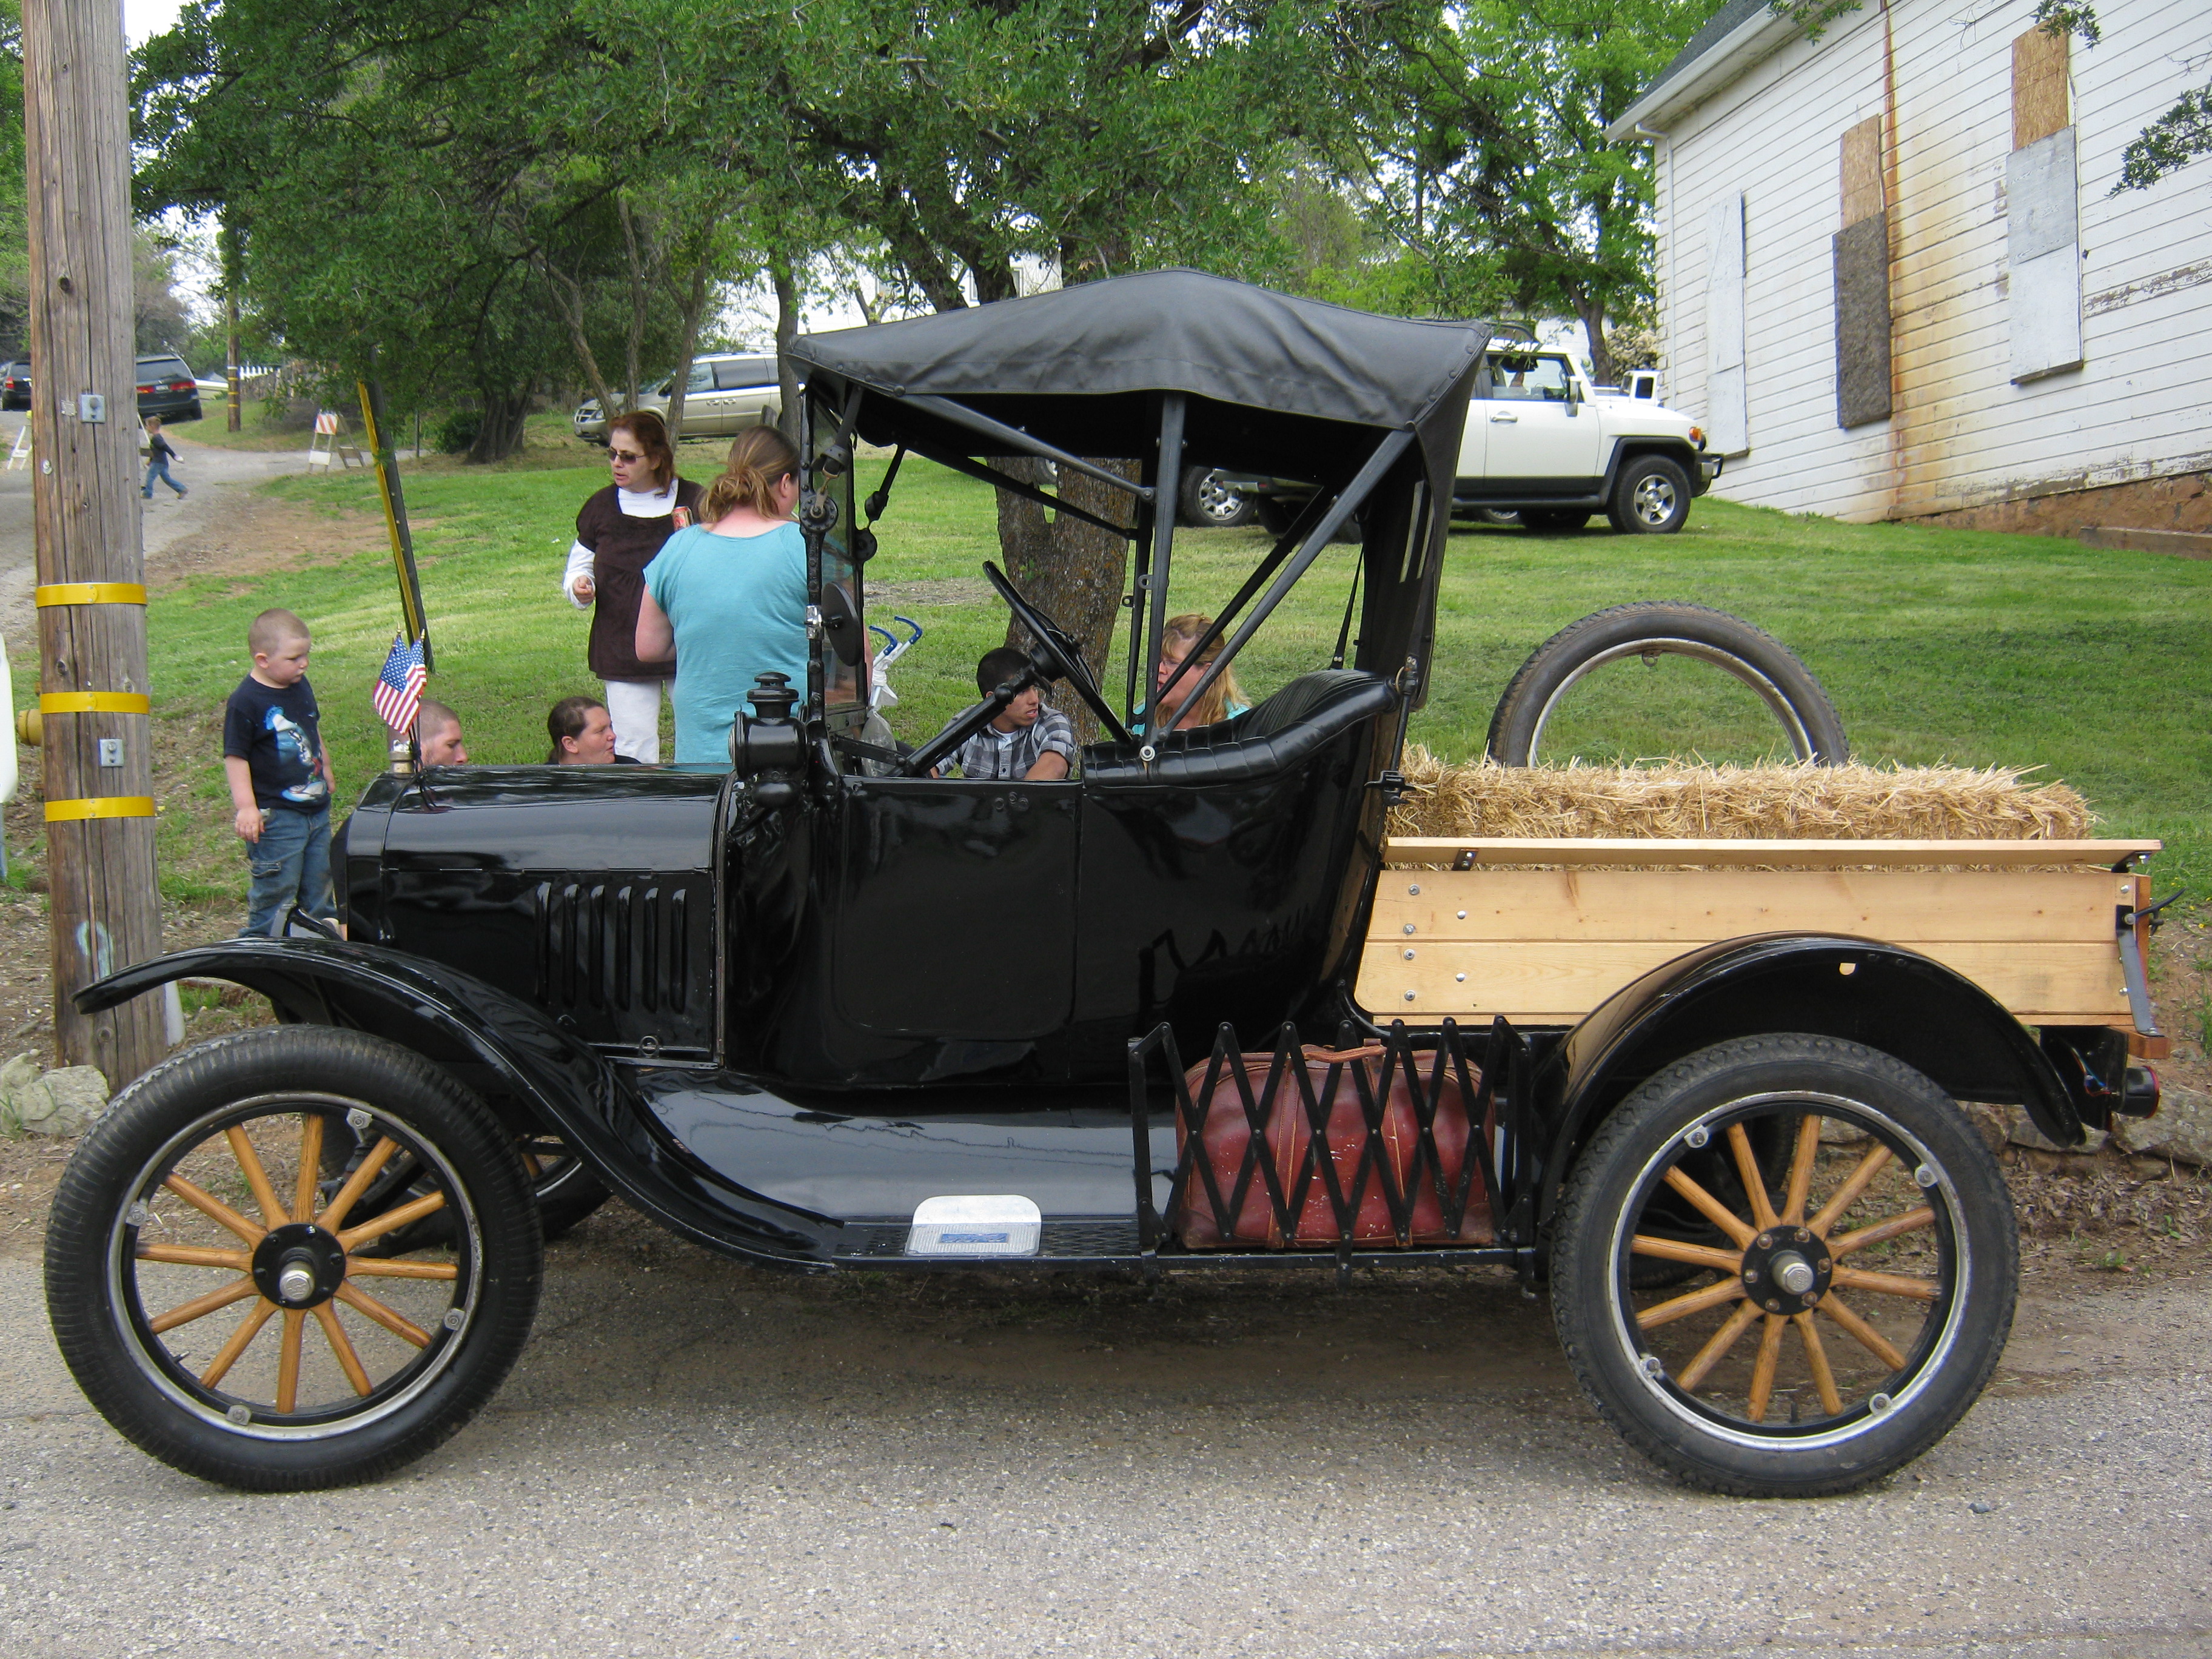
[435,409,480,455]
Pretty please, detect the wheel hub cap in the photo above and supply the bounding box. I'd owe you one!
[250,1222,348,1310]
[1738,1227,1832,1314]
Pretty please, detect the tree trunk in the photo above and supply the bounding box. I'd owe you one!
[771,247,802,447]
[466,383,531,464]
[1000,458,1137,744]
[1578,297,1614,390]
[540,258,622,421]
[662,258,712,444]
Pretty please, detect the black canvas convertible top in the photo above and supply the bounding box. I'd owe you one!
[789,269,1491,488]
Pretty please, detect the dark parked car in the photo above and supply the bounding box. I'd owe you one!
[49,271,2167,1501]
[1,359,28,411]
[135,354,203,422]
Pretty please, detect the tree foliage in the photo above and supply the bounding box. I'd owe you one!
[1338,0,1728,384]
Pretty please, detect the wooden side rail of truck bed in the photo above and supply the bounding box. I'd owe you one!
[1360,838,2164,1046]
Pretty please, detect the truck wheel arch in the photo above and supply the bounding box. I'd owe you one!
[1601,438,1701,499]
[1531,934,2081,1236]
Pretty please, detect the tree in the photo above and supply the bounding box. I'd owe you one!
[675,0,1364,703]
[0,0,26,357]
[1341,0,1729,384]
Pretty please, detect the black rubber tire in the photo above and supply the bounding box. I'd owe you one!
[1551,1033,2018,1497]
[45,1025,542,1491]
[1255,494,1359,544]
[1483,601,1849,766]
[1608,454,1692,534]
[1521,508,1592,532]
[1178,467,1256,529]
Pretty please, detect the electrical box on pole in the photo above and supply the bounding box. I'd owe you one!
[24,0,167,1087]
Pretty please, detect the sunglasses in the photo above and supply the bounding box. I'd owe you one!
[608,449,648,464]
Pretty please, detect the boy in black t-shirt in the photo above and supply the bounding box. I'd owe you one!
[223,608,338,937]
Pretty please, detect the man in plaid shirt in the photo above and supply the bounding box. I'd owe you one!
[941,646,1078,780]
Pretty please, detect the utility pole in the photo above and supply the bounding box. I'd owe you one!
[24,0,166,1088]
[221,218,241,433]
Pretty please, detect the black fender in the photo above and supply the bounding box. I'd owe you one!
[1598,438,1703,503]
[1529,933,2080,1233]
[77,940,837,1271]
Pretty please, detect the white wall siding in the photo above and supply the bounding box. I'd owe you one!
[1650,0,2212,522]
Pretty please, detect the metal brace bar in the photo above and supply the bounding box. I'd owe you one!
[905,394,1156,501]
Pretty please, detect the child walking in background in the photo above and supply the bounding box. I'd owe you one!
[142,417,186,499]
[223,608,337,937]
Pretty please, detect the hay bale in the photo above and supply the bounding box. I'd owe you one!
[1386,749,2094,865]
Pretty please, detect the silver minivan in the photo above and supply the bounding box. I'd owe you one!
[572,353,787,443]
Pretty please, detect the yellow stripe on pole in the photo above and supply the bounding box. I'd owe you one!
[44,796,156,822]
[39,691,150,714]
[35,581,147,607]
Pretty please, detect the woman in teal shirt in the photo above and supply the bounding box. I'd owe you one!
[636,427,813,764]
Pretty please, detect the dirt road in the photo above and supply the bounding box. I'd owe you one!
[2,1201,2207,1658]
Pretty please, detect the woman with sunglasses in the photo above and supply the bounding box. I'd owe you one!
[561,410,702,762]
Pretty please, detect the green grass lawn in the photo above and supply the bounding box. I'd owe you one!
[27,452,2201,909]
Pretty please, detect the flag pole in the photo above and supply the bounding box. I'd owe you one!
[357,375,430,669]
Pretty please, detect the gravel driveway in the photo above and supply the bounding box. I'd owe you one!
[3,1203,2207,1658]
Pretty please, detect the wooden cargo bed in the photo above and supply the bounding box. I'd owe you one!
[1358,837,2162,1033]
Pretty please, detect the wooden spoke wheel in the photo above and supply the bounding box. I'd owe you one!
[1552,1033,2017,1497]
[45,1027,541,1491]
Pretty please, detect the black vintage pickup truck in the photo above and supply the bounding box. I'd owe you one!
[47,270,2163,1498]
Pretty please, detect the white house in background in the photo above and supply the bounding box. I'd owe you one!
[1606,0,2212,534]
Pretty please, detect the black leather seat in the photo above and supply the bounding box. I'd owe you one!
[1084,669,1398,785]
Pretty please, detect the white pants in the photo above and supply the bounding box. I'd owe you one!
[603,677,669,764]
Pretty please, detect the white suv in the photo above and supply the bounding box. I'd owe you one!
[1223,346,1720,535]
[573,354,789,444]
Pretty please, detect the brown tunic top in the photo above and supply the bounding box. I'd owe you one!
[575,478,703,682]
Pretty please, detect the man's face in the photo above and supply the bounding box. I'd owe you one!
[999,685,1042,729]
[420,719,468,766]
[255,637,312,688]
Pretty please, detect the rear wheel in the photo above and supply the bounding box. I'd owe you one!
[1178,467,1256,529]
[45,1026,541,1490]
[1552,1034,2017,1496]
[1521,508,1592,532]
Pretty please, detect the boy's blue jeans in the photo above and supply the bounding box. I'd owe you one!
[144,456,184,497]
[240,806,334,938]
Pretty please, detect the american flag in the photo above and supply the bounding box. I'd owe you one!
[373,634,427,734]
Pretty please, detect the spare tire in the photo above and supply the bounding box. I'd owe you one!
[1485,602,1849,766]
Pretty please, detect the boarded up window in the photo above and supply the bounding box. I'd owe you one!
[2013,26,2069,149]
[2008,30,2082,381]
[1705,192,1748,455]
[1834,116,1891,428]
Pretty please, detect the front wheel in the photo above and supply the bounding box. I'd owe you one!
[1609,454,1692,533]
[44,1025,543,1490]
[1552,1034,2017,1496]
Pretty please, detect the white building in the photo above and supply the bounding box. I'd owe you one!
[1607,0,2212,533]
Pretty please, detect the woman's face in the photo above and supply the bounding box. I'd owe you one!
[560,705,617,764]
[608,430,660,492]
[1155,638,1195,716]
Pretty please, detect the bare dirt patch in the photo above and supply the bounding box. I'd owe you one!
[146,484,389,592]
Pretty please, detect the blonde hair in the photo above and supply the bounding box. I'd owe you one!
[1159,614,1243,729]
[701,426,800,525]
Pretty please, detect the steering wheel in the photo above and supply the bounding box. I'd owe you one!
[984,561,1130,743]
